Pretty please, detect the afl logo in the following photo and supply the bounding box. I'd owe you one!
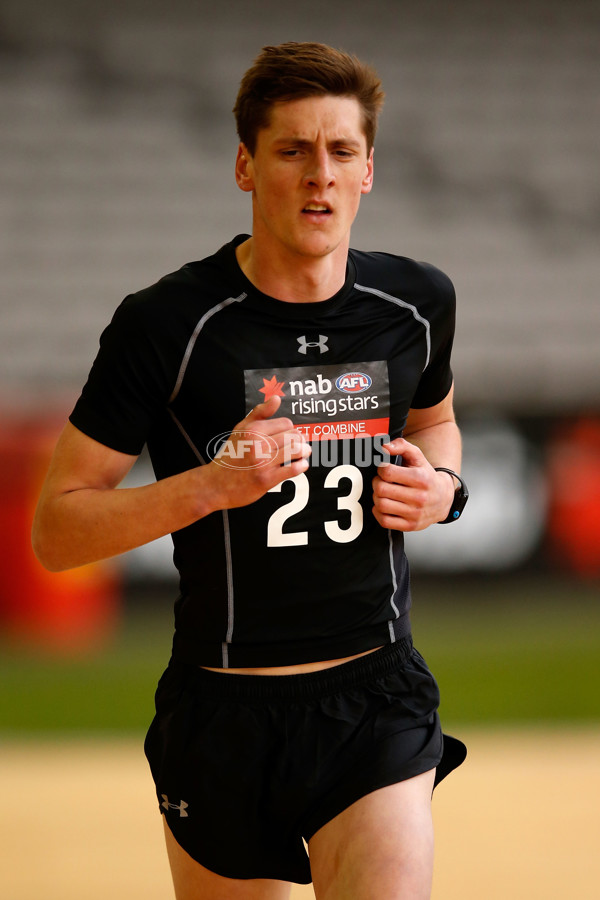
[336,372,372,394]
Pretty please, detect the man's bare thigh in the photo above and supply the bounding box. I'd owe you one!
[308,769,436,900]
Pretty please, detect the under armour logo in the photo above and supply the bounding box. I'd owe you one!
[297,335,329,355]
[161,794,189,817]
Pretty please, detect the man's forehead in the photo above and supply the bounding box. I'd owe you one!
[261,94,366,141]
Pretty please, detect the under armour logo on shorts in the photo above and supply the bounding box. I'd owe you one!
[161,794,189,817]
[297,335,329,354]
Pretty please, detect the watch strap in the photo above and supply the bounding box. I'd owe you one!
[434,467,469,523]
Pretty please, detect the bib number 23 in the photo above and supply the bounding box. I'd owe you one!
[267,464,363,547]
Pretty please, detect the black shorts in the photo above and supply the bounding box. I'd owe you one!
[144,637,466,884]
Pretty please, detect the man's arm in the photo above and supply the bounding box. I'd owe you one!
[32,396,310,572]
[372,384,461,532]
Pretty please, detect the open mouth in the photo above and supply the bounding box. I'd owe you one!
[302,203,332,216]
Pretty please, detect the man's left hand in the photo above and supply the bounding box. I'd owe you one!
[372,438,455,531]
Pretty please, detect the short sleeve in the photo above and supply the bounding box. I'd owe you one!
[410,264,456,409]
[69,294,175,455]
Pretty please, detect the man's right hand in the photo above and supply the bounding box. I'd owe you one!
[202,394,311,513]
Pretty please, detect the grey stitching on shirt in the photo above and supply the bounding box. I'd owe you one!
[169,293,247,403]
[354,282,431,370]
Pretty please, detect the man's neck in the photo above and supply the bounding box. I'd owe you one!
[235,237,349,303]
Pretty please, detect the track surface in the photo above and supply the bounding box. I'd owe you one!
[2,729,599,899]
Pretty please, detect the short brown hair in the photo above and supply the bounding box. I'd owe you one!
[233,42,385,155]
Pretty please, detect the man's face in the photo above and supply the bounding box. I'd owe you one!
[236,94,374,262]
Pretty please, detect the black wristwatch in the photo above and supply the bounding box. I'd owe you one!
[434,467,469,523]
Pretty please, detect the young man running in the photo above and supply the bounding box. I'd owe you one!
[33,42,467,900]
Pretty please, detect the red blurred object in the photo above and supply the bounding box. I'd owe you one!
[0,417,121,653]
[546,417,600,578]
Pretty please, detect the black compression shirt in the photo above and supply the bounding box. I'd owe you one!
[70,235,456,667]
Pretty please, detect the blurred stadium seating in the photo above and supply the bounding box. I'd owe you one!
[1,0,598,411]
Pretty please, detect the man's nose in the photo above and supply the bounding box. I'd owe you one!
[303,149,335,188]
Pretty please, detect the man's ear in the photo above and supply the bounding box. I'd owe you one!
[235,144,254,193]
[361,147,374,195]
